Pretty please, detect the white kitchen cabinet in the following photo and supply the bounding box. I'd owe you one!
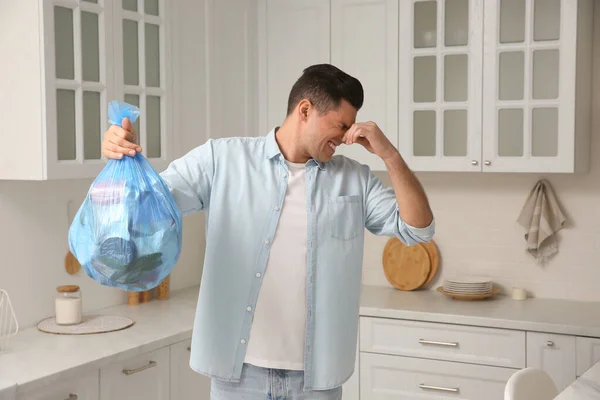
[360,352,516,399]
[342,337,360,400]
[399,0,484,172]
[205,0,259,140]
[398,0,593,173]
[17,370,99,400]
[361,317,526,368]
[100,346,170,400]
[576,336,600,377]
[113,0,175,173]
[331,0,398,171]
[170,339,211,400]
[0,0,174,180]
[481,0,594,173]
[258,0,330,134]
[526,332,576,392]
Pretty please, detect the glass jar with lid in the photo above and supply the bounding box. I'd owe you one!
[55,285,82,325]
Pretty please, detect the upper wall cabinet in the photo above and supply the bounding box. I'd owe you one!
[0,0,174,180]
[399,0,593,173]
[259,0,593,174]
[398,0,483,172]
[332,0,399,172]
[258,0,331,134]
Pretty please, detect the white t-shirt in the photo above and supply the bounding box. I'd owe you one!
[244,160,307,370]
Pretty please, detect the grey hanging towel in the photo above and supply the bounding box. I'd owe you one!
[517,179,566,264]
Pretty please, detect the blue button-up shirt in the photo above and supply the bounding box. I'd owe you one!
[159,129,435,390]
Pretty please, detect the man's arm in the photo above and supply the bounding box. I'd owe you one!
[343,121,434,241]
[382,152,433,228]
[100,117,214,215]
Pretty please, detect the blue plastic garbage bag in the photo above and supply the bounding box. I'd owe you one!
[68,101,182,292]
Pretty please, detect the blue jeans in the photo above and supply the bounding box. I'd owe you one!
[210,363,342,400]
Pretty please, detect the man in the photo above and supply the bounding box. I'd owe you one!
[102,64,434,399]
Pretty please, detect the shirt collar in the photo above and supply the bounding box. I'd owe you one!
[265,127,326,171]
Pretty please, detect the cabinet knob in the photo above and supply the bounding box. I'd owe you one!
[484,160,491,166]
[471,160,478,165]
[65,395,78,400]
[547,341,555,347]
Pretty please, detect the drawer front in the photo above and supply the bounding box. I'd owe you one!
[360,317,525,368]
[17,370,99,400]
[576,336,600,376]
[360,352,516,400]
[100,346,170,400]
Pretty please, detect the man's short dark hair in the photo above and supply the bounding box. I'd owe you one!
[286,64,364,116]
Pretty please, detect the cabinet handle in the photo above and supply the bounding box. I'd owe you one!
[122,360,157,376]
[187,346,191,352]
[484,160,491,166]
[419,384,459,393]
[418,339,459,347]
[547,341,555,347]
[65,395,78,400]
[471,160,478,165]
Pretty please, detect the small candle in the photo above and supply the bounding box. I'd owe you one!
[512,287,527,301]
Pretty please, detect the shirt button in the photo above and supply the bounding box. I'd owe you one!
[256,272,261,278]
[246,306,252,312]
[274,206,280,211]
[264,239,270,245]
[283,174,288,178]
[240,339,246,344]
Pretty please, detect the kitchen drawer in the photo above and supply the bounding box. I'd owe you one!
[576,336,600,376]
[17,370,99,400]
[100,346,169,400]
[360,317,525,368]
[360,352,516,400]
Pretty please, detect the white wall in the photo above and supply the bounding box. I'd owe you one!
[362,5,600,301]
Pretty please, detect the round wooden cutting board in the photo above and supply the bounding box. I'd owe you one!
[382,238,431,291]
[421,240,439,287]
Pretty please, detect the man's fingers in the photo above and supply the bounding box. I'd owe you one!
[108,127,141,151]
[106,142,137,156]
[103,149,124,159]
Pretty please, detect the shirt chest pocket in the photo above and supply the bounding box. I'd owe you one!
[328,195,363,240]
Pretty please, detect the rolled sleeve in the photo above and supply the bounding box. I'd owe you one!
[364,168,435,245]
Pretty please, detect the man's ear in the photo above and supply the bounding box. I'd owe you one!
[297,99,311,121]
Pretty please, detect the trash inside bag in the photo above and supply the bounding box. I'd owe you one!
[68,101,182,292]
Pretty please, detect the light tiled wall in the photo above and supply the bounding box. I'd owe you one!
[362,6,600,302]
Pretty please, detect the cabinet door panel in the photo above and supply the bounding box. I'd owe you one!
[331,0,398,171]
[100,347,169,400]
[526,332,576,392]
[258,0,330,134]
[481,0,580,172]
[170,339,211,400]
[398,0,483,172]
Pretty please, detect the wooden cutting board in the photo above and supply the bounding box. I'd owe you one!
[420,239,439,288]
[382,238,431,291]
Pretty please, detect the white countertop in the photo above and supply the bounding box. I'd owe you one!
[0,285,200,393]
[360,285,600,337]
[556,361,600,399]
[2,284,600,394]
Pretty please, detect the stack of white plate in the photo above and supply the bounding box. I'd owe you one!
[443,277,493,295]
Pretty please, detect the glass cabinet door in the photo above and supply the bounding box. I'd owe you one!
[115,0,171,167]
[46,0,114,178]
[398,0,483,171]
[482,0,577,172]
